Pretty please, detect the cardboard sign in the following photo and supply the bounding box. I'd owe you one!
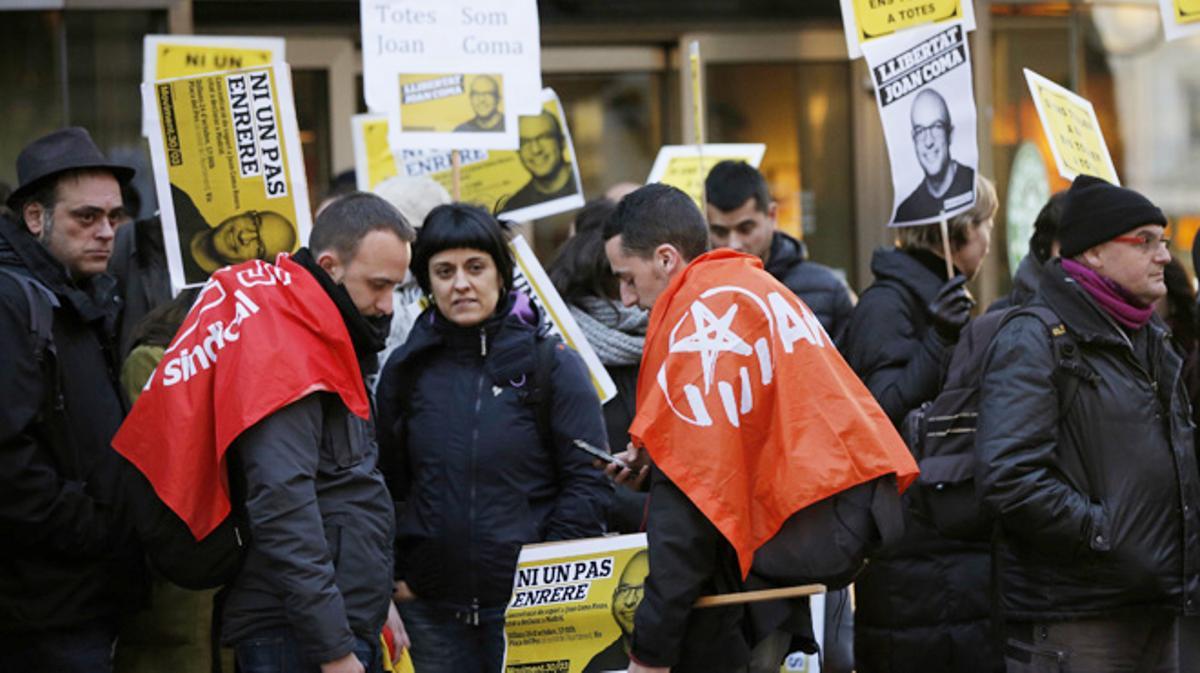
[504,535,648,672]
[1159,0,1200,42]
[353,89,585,222]
[143,63,311,291]
[361,0,540,150]
[1024,69,1120,185]
[510,236,617,404]
[645,144,766,211]
[838,0,975,59]
[141,35,285,137]
[864,21,979,227]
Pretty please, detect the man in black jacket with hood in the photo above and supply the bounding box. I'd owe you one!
[0,127,145,672]
[978,176,1200,672]
[220,193,414,673]
[704,161,854,342]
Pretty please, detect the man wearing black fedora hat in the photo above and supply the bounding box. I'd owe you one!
[0,127,147,672]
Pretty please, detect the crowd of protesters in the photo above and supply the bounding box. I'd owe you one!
[2,122,1199,673]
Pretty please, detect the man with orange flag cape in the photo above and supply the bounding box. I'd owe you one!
[112,193,416,673]
[603,184,917,673]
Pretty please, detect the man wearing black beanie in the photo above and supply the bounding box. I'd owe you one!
[975,174,1199,672]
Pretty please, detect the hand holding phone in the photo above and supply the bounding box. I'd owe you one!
[573,439,631,470]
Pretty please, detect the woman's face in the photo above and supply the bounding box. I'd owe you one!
[429,247,502,328]
[952,216,994,281]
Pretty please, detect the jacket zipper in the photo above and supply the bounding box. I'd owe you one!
[467,326,487,619]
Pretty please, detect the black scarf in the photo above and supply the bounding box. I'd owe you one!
[292,248,388,368]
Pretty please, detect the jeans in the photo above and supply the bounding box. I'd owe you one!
[234,627,382,673]
[397,598,507,673]
[1004,612,1178,673]
[0,619,117,673]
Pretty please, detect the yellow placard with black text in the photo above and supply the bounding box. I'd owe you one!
[838,0,975,58]
[645,144,767,212]
[1024,69,1119,186]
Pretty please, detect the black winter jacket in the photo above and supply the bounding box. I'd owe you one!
[109,216,171,359]
[765,232,855,343]
[0,215,145,632]
[839,247,1001,673]
[377,294,611,608]
[987,253,1045,314]
[220,392,396,662]
[977,261,1200,620]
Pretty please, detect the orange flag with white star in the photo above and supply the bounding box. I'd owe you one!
[629,249,917,577]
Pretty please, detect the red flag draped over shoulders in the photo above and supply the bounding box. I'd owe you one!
[629,249,918,577]
[112,254,370,540]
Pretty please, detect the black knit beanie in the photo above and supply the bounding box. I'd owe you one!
[1059,175,1166,257]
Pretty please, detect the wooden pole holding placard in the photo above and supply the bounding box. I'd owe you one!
[451,150,462,201]
[939,219,955,279]
[688,40,707,213]
[694,584,826,608]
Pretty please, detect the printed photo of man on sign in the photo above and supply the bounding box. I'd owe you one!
[862,21,979,227]
[399,72,511,134]
[455,75,506,132]
[498,106,578,214]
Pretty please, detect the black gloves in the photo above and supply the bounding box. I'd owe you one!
[928,275,974,341]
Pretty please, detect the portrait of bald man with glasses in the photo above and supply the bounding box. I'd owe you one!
[895,88,976,224]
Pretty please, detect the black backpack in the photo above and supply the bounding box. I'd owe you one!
[901,305,1096,541]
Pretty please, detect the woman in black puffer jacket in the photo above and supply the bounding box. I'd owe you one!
[376,205,610,673]
[839,176,1003,673]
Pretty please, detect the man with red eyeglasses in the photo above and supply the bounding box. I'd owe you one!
[976,175,1200,673]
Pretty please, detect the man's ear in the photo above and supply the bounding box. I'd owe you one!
[766,201,779,228]
[22,202,45,237]
[316,249,344,282]
[1079,247,1104,270]
[655,243,683,276]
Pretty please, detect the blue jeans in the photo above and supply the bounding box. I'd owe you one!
[397,599,507,673]
[0,619,117,672]
[234,627,382,673]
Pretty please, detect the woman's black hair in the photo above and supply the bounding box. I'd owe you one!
[412,203,514,296]
[127,287,201,350]
[548,199,619,302]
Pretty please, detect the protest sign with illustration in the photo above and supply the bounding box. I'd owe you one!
[1160,0,1200,41]
[361,0,539,150]
[141,35,285,137]
[645,144,766,211]
[838,0,975,59]
[510,236,616,404]
[353,89,585,221]
[143,63,311,291]
[504,534,648,673]
[1024,69,1120,185]
[863,21,978,227]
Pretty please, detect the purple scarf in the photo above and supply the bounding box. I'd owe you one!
[1061,258,1155,330]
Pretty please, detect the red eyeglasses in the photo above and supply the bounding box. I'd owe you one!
[1112,233,1170,253]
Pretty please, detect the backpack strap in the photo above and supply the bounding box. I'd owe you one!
[527,333,560,451]
[0,266,59,361]
[1000,305,1097,416]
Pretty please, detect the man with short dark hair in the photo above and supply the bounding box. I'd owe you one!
[455,75,504,132]
[0,126,145,672]
[977,176,1200,672]
[219,191,416,673]
[705,161,854,342]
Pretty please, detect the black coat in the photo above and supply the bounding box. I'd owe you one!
[839,248,1001,673]
[109,216,171,359]
[987,253,1044,314]
[765,232,855,343]
[0,215,145,632]
[977,261,1200,620]
[376,295,611,608]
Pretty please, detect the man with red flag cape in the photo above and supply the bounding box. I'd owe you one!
[602,185,917,673]
[113,193,415,673]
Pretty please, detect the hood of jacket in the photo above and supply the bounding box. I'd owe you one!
[869,247,948,306]
[764,231,807,278]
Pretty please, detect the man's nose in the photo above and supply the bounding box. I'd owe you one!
[619,284,638,308]
[96,218,116,241]
[377,291,395,316]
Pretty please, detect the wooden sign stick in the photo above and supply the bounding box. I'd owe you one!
[939,218,955,278]
[451,149,462,201]
[694,583,826,608]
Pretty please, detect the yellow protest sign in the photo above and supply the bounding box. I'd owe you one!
[504,535,647,672]
[353,89,584,222]
[142,36,285,137]
[1160,0,1200,40]
[143,63,312,291]
[838,0,975,58]
[1024,69,1119,186]
[645,144,766,211]
[1176,0,1200,23]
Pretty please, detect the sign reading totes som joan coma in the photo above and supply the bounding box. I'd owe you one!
[362,0,541,151]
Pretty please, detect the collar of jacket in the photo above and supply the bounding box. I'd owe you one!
[764,230,806,278]
[869,246,948,304]
[393,291,544,385]
[0,214,118,324]
[1037,258,1166,348]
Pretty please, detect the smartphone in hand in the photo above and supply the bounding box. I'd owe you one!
[573,439,630,470]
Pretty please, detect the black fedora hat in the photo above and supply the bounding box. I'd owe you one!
[6,127,135,212]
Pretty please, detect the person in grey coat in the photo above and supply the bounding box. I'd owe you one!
[220,193,415,673]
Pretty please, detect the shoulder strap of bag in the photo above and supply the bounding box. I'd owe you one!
[1000,305,1096,416]
[530,333,560,450]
